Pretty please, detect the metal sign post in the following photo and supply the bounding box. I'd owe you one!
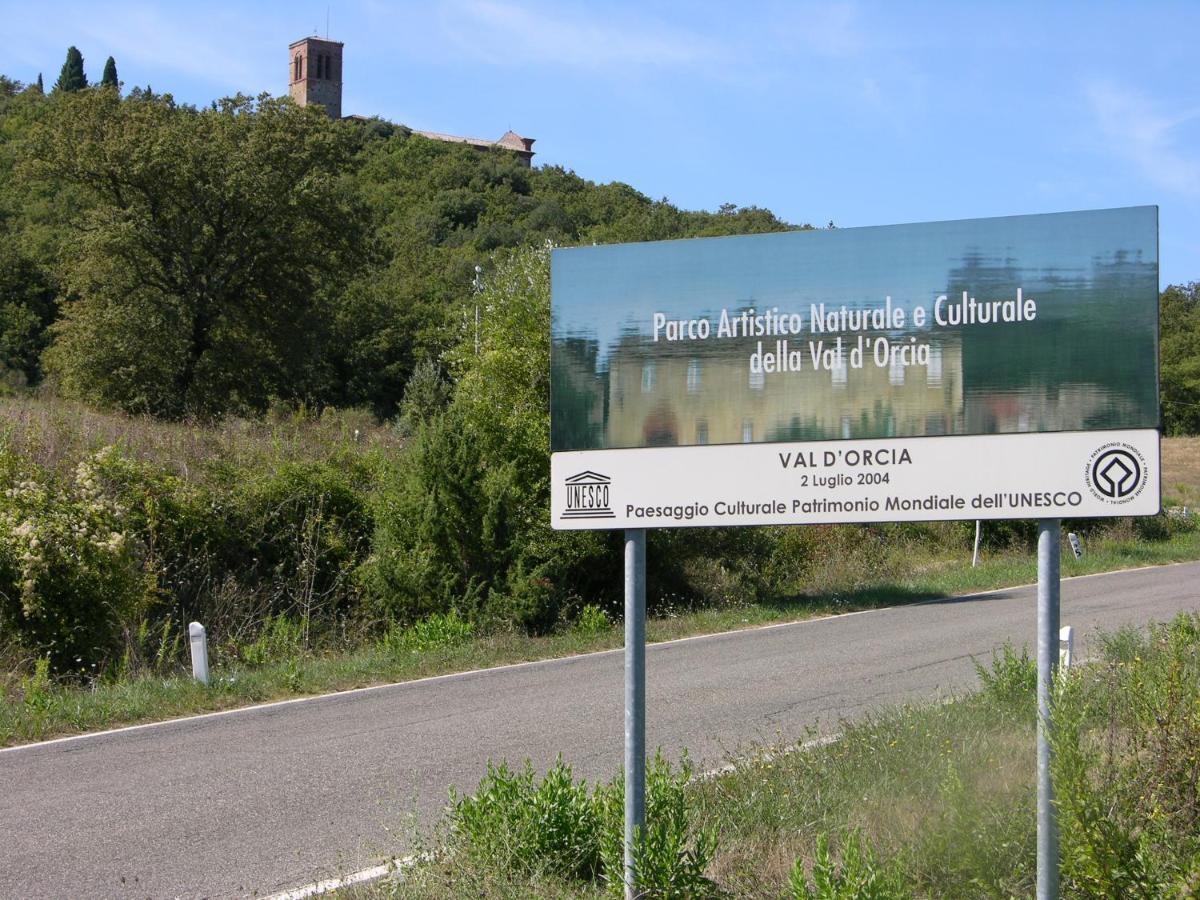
[1037,519,1061,899]
[624,528,646,899]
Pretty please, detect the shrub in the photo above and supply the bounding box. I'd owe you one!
[0,446,150,673]
[383,610,474,653]
[599,752,719,898]
[447,757,603,881]
[239,613,309,666]
[574,604,611,636]
[789,831,911,900]
[973,641,1037,714]
[445,751,716,897]
[362,404,526,622]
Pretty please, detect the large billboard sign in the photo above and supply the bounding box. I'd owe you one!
[549,207,1160,529]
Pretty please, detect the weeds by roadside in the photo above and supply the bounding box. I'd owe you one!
[353,613,1200,899]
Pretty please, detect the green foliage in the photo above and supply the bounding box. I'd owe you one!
[100,57,118,90]
[394,358,451,436]
[0,241,57,385]
[1051,613,1200,898]
[20,656,52,709]
[789,831,911,900]
[448,757,604,881]
[0,445,149,673]
[384,610,474,653]
[972,641,1036,713]
[53,47,86,93]
[445,750,715,897]
[1161,282,1200,435]
[240,613,308,667]
[27,90,366,418]
[599,752,719,898]
[573,604,611,636]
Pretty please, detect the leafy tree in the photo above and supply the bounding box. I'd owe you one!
[0,243,57,383]
[100,56,118,90]
[1161,282,1200,435]
[53,46,87,93]
[26,90,366,417]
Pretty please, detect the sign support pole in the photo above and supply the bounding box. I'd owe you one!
[624,528,646,900]
[1036,518,1061,900]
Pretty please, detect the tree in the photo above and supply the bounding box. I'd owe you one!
[100,56,118,89]
[35,74,43,94]
[53,46,87,93]
[1161,282,1200,435]
[26,90,367,417]
[0,243,57,384]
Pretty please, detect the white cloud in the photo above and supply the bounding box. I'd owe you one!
[5,1,280,95]
[433,0,722,69]
[1086,81,1200,198]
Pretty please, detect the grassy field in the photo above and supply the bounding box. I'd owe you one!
[1163,435,1200,509]
[1,400,1198,748]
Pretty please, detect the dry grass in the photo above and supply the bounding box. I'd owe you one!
[0,393,401,480]
[1162,435,1200,508]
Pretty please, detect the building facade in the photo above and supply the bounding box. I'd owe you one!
[288,37,344,119]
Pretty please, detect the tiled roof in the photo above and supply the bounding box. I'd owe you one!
[414,129,535,156]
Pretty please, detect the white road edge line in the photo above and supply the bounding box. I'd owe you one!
[264,852,430,900]
[3,558,1193,756]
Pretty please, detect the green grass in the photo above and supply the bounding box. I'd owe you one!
[2,526,1198,748]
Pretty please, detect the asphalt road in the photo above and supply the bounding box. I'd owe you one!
[2,561,1198,899]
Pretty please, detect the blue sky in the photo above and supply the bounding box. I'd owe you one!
[3,0,1198,288]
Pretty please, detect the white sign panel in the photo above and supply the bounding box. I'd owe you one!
[552,429,1160,530]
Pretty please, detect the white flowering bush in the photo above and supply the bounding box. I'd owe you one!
[0,446,148,673]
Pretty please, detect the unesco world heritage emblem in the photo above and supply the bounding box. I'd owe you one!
[1086,443,1148,503]
[563,471,614,519]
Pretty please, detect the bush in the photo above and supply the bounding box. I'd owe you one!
[383,610,474,653]
[973,641,1037,714]
[789,831,911,900]
[448,757,603,881]
[362,404,527,622]
[599,752,719,898]
[0,446,150,673]
[573,604,611,636]
[444,750,716,897]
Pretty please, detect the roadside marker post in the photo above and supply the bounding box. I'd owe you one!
[1059,625,1074,669]
[189,621,210,685]
[624,529,647,899]
[1037,520,1061,900]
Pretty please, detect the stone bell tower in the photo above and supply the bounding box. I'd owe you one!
[288,36,343,119]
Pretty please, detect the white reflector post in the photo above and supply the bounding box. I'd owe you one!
[189,622,209,685]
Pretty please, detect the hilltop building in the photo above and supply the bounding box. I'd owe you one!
[287,35,535,166]
[288,36,344,120]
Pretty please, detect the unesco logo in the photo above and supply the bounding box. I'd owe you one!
[1085,443,1147,504]
[563,471,615,519]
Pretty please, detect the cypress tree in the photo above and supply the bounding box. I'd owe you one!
[100,56,118,89]
[53,46,87,93]
[35,73,44,94]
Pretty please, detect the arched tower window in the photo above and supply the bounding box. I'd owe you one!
[294,54,302,81]
[319,54,326,79]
